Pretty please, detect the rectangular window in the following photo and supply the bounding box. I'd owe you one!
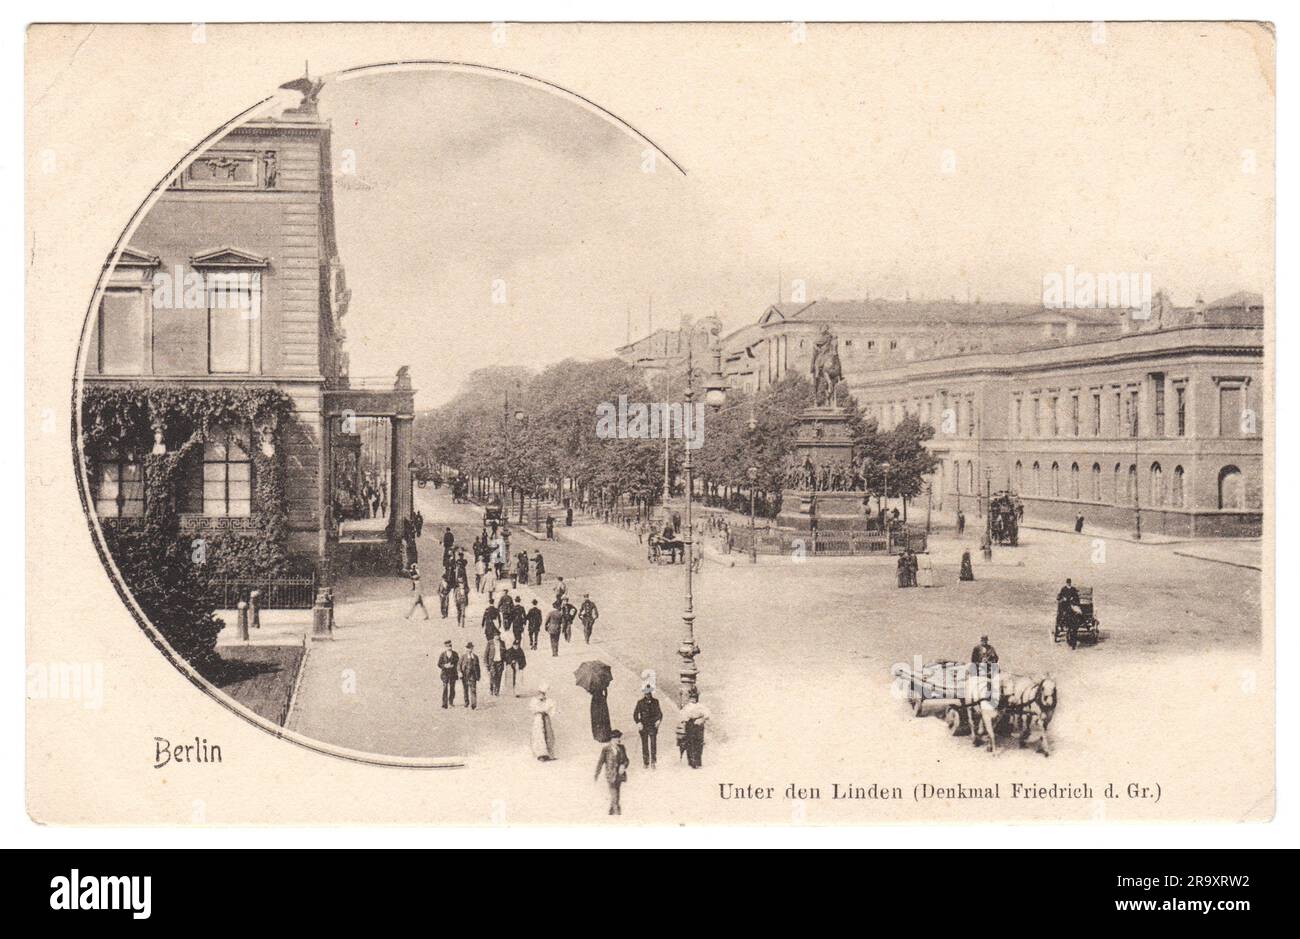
[1012,398,1022,437]
[98,290,146,374]
[1154,380,1165,437]
[1091,392,1101,436]
[1049,396,1058,437]
[1175,385,1187,436]
[1071,394,1080,437]
[207,274,257,373]
[966,397,976,437]
[1114,391,1122,435]
[186,427,253,516]
[93,457,144,517]
[1218,385,1243,438]
[1127,389,1140,437]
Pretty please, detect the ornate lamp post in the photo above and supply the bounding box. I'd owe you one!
[677,338,728,707]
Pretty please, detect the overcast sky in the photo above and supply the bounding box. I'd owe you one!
[317,27,1272,407]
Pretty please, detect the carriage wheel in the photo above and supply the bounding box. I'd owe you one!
[945,707,964,736]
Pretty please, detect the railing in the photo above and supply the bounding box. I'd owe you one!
[208,575,317,610]
[730,528,926,557]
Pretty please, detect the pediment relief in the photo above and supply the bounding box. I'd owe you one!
[189,247,270,269]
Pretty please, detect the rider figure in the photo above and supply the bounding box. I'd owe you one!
[1056,578,1082,649]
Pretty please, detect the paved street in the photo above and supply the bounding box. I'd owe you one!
[286,486,1268,822]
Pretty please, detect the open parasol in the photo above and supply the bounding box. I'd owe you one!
[573,660,614,694]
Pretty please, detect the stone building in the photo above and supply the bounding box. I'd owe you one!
[721,299,1126,395]
[80,92,413,583]
[854,295,1264,537]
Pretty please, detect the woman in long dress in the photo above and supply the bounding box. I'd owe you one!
[679,689,711,768]
[959,550,975,582]
[589,686,612,742]
[530,684,556,760]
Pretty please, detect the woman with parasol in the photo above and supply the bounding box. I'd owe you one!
[529,684,556,761]
[574,661,614,742]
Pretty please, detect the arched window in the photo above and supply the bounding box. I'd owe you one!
[1149,462,1163,506]
[1091,463,1101,502]
[1070,462,1080,499]
[966,460,974,494]
[1113,463,1122,503]
[1033,461,1041,495]
[1051,461,1060,497]
[953,460,961,494]
[1218,465,1245,510]
[1128,464,1138,503]
[1172,466,1185,507]
[1014,460,1023,493]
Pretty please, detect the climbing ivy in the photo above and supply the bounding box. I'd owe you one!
[80,385,297,667]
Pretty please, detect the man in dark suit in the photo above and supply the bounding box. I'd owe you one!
[579,594,600,644]
[526,599,543,650]
[970,634,999,667]
[481,603,501,643]
[632,687,662,769]
[1057,578,1082,648]
[437,640,459,709]
[594,730,630,815]
[459,642,481,709]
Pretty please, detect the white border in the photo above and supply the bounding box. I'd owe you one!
[8,1,1292,851]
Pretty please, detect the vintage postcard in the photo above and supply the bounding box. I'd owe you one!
[25,21,1273,825]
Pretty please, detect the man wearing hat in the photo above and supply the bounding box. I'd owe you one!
[632,685,662,769]
[593,729,630,816]
[544,601,565,657]
[970,635,999,667]
[459,641,481,710]
[578,593,600,644]
[526,598,543,650]
[436,640,460,709]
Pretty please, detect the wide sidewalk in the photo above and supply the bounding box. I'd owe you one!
[286,486,702,771]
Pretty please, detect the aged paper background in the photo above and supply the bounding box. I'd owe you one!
[26,22,1274,824]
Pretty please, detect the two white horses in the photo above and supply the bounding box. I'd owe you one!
[966,672,1057,756]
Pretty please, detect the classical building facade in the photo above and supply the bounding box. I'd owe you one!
[854,298,1264,537]
[720,299,1128,395]
[80,94,414,582]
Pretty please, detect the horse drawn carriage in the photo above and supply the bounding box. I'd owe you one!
[1054,586,1099,647]
[647,531,686,565]
[989,491,1021,545]
[892,660,1058,755]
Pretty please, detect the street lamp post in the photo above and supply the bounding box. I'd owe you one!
[677,337,728,708]
[747,465,758,564]
[880,461,891,549]
[985,468,993,543]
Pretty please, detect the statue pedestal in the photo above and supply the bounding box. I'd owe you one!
[777,489,869,531]
[776,406,868,531]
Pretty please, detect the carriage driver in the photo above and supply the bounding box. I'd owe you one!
[970,634,999,668]
[1056,578,1082,648]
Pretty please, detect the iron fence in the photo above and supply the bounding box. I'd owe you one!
[208,575,317,610]
[730,528,926,557]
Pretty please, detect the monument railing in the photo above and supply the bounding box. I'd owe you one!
[731,527,926,557]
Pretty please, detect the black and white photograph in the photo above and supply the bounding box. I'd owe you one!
[9,12,1293,891]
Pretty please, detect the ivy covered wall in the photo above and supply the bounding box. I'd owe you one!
[80,385,297,666]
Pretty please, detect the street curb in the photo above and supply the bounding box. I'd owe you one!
[1171,550,1262,572]
[282,639,312,728]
